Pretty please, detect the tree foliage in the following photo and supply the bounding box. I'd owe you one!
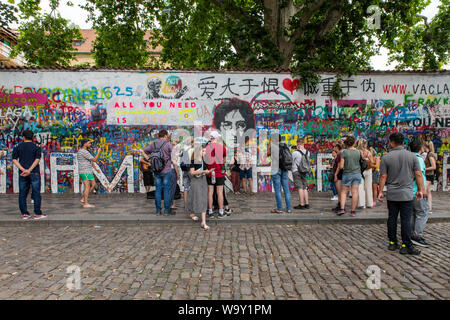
[142,0,449,94]
[81,0,154,67]
[10,0,82,67]
[0,1,19,28]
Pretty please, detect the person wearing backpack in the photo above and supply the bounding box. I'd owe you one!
[142,129,174,215]
[268,133,292,214]
[292,139,311,210]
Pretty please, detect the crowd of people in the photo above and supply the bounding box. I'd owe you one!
[5,129,438,254]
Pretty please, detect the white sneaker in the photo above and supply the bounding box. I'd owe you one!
[331,195,338,201]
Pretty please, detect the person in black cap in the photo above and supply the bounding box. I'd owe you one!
[77,139,101,208]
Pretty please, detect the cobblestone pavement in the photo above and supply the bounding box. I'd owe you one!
[0,223,448,300]
[0,192,449,221]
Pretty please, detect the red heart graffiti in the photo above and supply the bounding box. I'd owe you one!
[282,78,300,94]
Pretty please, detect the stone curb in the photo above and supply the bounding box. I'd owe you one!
[0,214,448,227]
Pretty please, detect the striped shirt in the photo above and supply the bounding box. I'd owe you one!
[77,149,94,174]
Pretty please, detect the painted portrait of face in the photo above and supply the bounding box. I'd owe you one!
[146,78,162,99]
[213,98,256,149]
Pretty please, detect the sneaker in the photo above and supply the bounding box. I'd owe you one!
[164,209,176,216]
[207,211,215,219]
[336,209,345,216]
[373,202,377,207]
[217,212,226,219]
[294,204,305,210]
[156,212,162,215]
[331,195,339,201]
[33,214,47,220]
[304,204,310,209]
[350,211,356,217]
[22,214,32,220]
[411,237,430,248]
[388,242,399,251]
[399,244,421,255]
[225,208,232,216]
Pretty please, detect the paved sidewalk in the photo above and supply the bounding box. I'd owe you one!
[0,223,448,300]
[0,192,449,226]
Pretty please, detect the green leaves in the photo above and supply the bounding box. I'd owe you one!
[8,0,448,96]
[82,0,153,67]
[11,10,82,67]
[0,2,18,28]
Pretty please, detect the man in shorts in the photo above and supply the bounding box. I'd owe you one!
[238,147,253,194]
[77,139,101,208]
[205,131,227,219]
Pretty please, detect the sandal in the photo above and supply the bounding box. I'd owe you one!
[190,214,199,222]
[201,223,210,231]
[271,209,283,214]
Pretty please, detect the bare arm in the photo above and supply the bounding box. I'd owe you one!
[425,156,436,171]
[12,159,26,172]
[91,147,101,163]
[139,149,149,161]
[189,166,210,176]
[338,157,344,170]
[173,160,180,179]
[27,158,41,172]
[414,170,425,199]
[377,174,388,201]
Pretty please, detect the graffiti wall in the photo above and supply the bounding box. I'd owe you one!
[0,70,449,194]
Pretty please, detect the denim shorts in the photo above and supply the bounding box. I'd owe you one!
[342,173,362,186]
[240,169,252,179]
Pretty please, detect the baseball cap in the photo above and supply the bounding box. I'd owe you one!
[210,131,221,139]
[79,139,89,148]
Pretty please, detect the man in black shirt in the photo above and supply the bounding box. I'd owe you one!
[12,130,46,220]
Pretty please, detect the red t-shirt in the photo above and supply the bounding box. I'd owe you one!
[205,142,227,178]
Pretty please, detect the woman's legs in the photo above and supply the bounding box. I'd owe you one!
[364,170,373,208]
[351,184,360,211]
[427,181,432,211]
[335,180,342,210]
[358,181,365,208]
[340,185,349,210]
[372,183,378,205]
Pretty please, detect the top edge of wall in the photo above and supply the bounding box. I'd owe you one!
[1,66,449,74]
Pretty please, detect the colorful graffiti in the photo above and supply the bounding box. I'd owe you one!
[0,70,449,193]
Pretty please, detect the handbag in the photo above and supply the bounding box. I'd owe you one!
[359,153,368,178]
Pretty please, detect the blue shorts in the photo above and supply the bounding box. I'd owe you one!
[240,169,252,179]
[342,173,362,186]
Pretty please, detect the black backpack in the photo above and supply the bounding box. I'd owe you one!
[279,143,293,171]
[149,141,168,174]
[297,150,311,173]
